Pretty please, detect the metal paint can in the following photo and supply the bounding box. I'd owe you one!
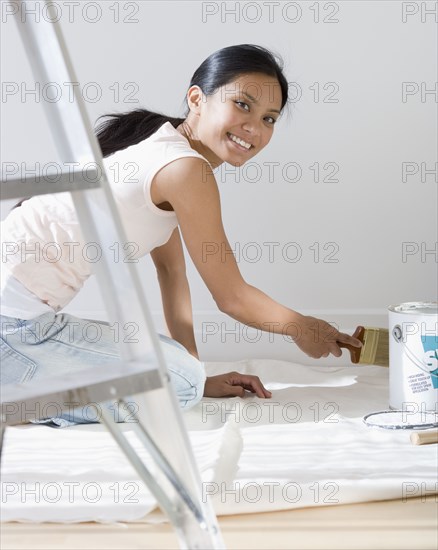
[388,302,438,412]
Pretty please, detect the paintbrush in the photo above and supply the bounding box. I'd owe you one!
[410,431,438,445]
[339,326,389,367]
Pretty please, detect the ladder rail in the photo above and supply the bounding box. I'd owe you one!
[2,2,226,547]
[12,0,159,365]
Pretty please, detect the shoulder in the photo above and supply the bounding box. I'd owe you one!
[153,156,219,212]
[159,155,214,184]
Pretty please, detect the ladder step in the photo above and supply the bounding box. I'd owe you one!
[1,359,162,426]
[1,169,101,200]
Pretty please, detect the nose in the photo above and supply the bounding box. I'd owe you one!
[241,118,261,136]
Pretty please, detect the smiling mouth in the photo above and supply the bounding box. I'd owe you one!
[227,132,253,151]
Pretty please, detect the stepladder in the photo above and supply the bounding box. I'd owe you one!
[0,1,225,547]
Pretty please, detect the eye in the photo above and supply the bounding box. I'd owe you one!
[264,116,277,125]
[235,100,250,111]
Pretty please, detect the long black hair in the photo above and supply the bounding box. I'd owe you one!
[12,45,288,210]
[96,44,289,158]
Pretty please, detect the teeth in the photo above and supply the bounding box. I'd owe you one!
[228,133,251,150]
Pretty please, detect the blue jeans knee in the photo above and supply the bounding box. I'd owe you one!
[0,313,206,427]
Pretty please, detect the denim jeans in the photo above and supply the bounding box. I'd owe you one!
[0,312,206,427]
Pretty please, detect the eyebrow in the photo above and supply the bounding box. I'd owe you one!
[242,91,282,115]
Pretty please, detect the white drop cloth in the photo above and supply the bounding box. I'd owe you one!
[1,360,437,522]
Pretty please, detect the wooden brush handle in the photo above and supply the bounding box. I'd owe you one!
[410,431,438,445]
[338,326,365,364]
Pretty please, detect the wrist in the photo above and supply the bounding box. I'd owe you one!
[285,310,305,341]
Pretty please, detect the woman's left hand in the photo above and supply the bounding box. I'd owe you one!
[203,372,272,398]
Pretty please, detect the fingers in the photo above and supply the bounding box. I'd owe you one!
[228,372,272,398]
[309,343,342,359]
[317,334,358,358]
[328,342,342,357]
[224,384,246,398]
[204,373,272,398]
[322,346,340,358]
[336,331,363,348]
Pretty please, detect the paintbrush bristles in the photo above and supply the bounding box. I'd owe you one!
[359,327,389,367]
[373,328,389,367]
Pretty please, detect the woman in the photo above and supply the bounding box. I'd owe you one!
[0,44,361,426]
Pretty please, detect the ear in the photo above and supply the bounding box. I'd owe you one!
[186,85,204,115]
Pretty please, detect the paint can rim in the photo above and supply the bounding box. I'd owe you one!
[388,301,438,315]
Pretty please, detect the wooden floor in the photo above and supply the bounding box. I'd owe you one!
[2,495,437,549]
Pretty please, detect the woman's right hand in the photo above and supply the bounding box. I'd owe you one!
[290,314,363,359]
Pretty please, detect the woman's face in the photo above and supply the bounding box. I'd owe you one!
[190,72,283,168]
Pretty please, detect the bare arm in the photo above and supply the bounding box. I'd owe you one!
[151,228,198,359]
[150,207,270,398]
[154,157,362,359]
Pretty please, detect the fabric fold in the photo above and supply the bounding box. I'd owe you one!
[1,361,437,523]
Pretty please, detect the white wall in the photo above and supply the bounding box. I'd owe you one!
[1,1,437,363]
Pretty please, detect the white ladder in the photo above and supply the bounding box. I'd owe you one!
[0,1,225,547]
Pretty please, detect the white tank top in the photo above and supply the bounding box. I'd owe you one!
[1,122,210,318]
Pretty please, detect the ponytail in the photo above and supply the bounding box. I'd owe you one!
[95,109,185,158]
[10,110,183,211]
